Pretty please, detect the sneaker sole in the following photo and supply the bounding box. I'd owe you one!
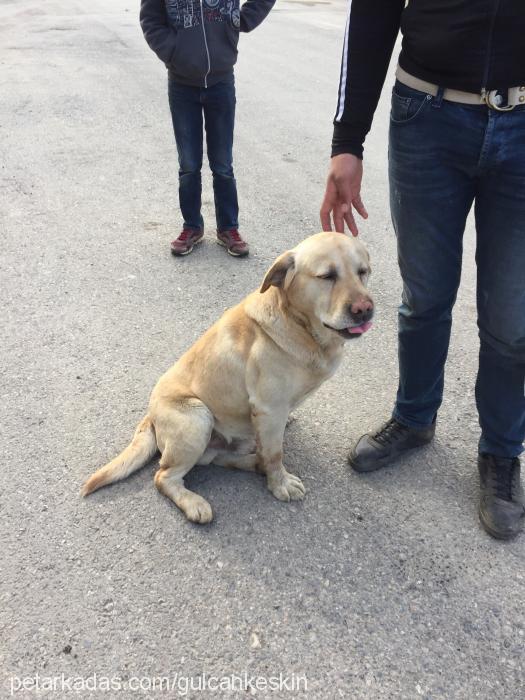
[171,236,204,256]
[216,239,249,257]
[348,452,395,473]
[348,437,434,473]
[478,506,522,540]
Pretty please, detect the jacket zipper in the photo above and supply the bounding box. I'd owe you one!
[200,0,211,88]
[481,0,500,98]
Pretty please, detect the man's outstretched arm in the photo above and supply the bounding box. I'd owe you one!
[321,0,404,235]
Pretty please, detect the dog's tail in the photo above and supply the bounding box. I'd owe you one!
[81,416,157,497]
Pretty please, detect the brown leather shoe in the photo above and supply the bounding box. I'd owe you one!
[170,228,204,256]
[216,229,249,257]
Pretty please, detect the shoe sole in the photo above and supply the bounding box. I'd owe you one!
[478,506,522,540]
[348,452,395,473]
[216,239,249,257]
[171,236,204,256]
[348,438,434,473]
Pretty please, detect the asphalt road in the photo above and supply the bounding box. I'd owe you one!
[1,1,523,698]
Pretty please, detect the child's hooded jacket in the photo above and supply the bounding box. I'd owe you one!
[140,0,275,87]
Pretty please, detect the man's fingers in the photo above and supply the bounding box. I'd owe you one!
[320,202,333,232]
[320,180,339,231]
[344,209,358,237]
[353,194,368,220]
[320,157,367,236]
[333,204,347,234]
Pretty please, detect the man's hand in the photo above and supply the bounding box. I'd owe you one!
[320,153,368,236]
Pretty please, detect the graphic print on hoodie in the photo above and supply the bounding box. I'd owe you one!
[166,0,241,29]
[140,0,274,86]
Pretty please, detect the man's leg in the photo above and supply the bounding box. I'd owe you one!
[350,84,476,471]
[168,80,204,236]
[203,75,247,256]
[474,109,525,538]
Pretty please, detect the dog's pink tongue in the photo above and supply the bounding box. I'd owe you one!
[348,321,373,335]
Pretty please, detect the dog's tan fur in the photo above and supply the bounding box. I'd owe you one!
[82,232,373,523]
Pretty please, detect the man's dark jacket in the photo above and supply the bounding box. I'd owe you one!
[333,0,525,158]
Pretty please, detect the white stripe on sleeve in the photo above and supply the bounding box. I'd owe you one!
[335,0,352,122]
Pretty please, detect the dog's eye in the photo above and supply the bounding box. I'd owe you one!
[318,270,337,281]
[358,268,369,279]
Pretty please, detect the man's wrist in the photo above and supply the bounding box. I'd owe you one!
[331,122,365,159]
[331,144,363,160]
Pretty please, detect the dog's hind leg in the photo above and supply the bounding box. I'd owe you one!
[153,400,215,524]
[212,453,258,472]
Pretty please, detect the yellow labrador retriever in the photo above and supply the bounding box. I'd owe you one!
[82,232,374,523]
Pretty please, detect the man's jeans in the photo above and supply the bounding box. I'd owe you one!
[168,75,238,232]
[389,81,525,458]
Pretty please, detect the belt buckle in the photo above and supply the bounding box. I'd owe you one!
[484,89,515,111]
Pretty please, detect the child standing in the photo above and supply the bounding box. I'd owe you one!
[140,0,275,257]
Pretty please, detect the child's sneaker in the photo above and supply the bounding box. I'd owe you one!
[170,228,204,256]
[216,229,249,257]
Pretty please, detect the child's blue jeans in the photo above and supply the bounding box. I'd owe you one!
[168,74,238,232]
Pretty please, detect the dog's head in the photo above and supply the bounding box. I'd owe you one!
[260,232,373,340]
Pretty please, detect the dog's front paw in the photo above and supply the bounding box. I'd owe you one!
[181,494,213,524]
[267,469,306,502]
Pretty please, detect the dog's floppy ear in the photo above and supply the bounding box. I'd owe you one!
[260,252,295,293]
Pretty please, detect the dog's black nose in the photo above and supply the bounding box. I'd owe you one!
[349,298,374,324]
[351,308,373,324]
